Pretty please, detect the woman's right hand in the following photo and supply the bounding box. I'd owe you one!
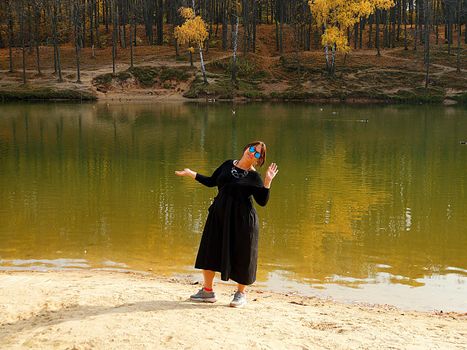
[175,168,196,179]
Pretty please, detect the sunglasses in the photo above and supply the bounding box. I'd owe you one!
[249,146,261,159]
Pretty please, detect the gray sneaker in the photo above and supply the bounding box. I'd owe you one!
[229,291,247,308]
[190,288,217,303]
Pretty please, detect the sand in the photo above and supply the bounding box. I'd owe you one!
[0,270,466,350]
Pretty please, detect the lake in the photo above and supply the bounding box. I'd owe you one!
[1,102,466,312]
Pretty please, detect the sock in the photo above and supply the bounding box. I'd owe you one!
[203,287,213,292]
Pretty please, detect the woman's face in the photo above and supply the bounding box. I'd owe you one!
[243,144,262,165]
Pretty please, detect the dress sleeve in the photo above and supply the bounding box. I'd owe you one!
[195,160,229,187]
[251,172,270,207]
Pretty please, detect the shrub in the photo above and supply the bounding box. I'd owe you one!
[128,66,159,87]
[93,73,114,86]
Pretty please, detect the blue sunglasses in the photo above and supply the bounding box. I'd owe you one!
[249,146,261,159]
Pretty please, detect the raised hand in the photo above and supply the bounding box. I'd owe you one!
[264,163,278,188]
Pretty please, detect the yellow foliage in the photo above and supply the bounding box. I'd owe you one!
[174,7,208,48]
[309,0,394,52]
[178,7,194,20]
[188,47,195,53]
[321,26,350,53]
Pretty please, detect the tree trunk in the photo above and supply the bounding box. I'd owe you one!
[112,0,117,73]
[414,2,418,50]
[274,5,279,51]
[456,0,461,72]
[27,2,32,54]
[144,0,154,44]
[242,0,249,55]
[383,10,389,48]
[376,9,381,56]
[192,0,207,83]
[121,0,127,48]
[130,0,134,68]
[447,9,451,55]
[199,47,208,84]
[396,0,401,41]
[424,0,430,88]
[279,0,284,54]
[105,0,109,32]
[252,0,257,53]
[391,6,396,48]
[359,18,364,49]
[34,2,41,75]
[82,0,86,48]
[156,0,164,45]
[19,0,27,84]
[53,0,63,82]
[330,44,336,75]
[353,22,358,49]
[74,2,82,83]
[403,0,408,49]
[7,0,14,73]
[434,0,439,45]
[324,26,330,71]
[232,14,239,84]
[90,0,95,50]
[222,3,228,50]
[465,3,467,45]
[95,0,101,48]
[0,22,4,49]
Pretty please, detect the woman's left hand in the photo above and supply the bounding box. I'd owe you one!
[264,163,278,188]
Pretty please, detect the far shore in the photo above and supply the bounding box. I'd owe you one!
[1,44,466,106]
[1,82,463,105]
[0,270,465,349]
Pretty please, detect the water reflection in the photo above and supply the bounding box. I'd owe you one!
[0,102,466,311]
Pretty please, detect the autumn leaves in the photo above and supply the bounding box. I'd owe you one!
[309,0,394,73]
[174,7,209,83]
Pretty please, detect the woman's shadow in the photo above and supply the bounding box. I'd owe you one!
[0,298,224,339]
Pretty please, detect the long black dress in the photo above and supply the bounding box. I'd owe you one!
[194,159,270,285]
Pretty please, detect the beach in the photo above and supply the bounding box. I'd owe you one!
[0,270,465,349]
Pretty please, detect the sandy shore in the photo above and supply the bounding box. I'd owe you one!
[0,270,466,350]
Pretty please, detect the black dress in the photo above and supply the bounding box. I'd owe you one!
[194,159,270,285]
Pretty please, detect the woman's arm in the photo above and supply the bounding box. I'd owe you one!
[175,160,228,187]
[252,163,278,206]
[252,186,270,206]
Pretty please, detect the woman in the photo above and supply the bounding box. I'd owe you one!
[175,141,278,308]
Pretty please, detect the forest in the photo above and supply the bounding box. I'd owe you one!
[0,0,466,103]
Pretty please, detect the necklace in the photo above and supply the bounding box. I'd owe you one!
[231,160,249,179]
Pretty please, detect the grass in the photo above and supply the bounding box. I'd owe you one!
[128,66,159,87]
[207,57,267,80]
[116,71,132,81]
[92,66,193,90]
[159,67,191,82]
[433,72,467,90]
[184,75,234,99]
[451,92,467,104]
[388,87,445,103]
[0,86,96,102]
[93,73,115,86]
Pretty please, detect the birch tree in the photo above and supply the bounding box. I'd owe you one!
[309,0,394,74]
[174,6,209,83]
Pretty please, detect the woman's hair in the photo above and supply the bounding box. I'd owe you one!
[243,141,267,167]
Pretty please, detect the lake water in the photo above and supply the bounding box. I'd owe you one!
[1,102,466,312]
